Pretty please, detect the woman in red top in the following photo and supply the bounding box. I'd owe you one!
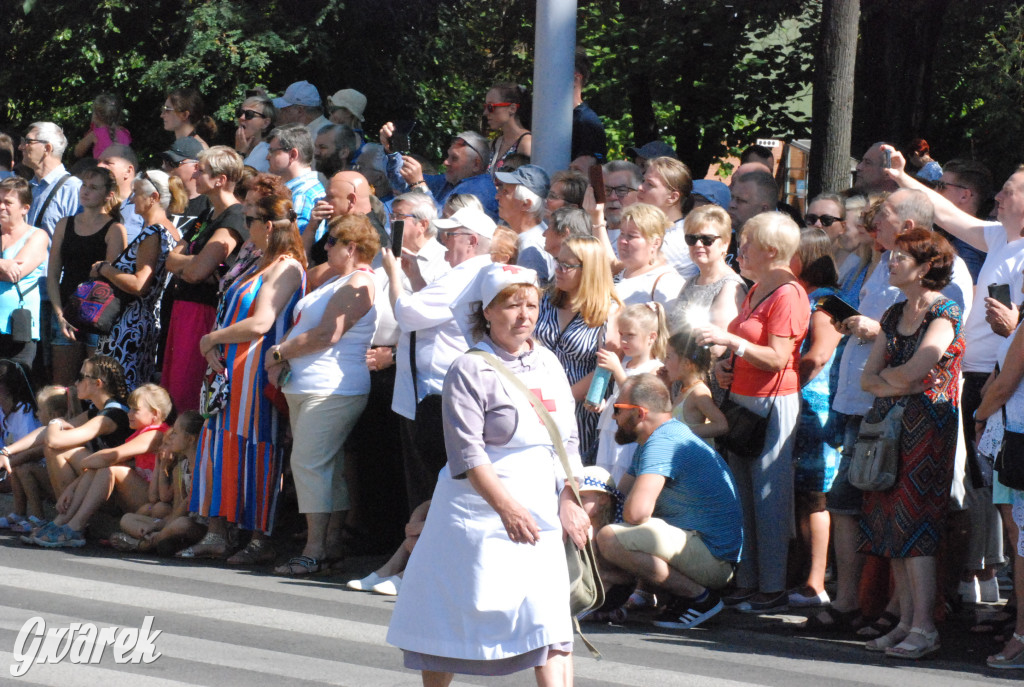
[697,212,810,613]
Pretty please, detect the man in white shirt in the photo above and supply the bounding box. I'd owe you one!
[383,207,494,510]
[495,164,555,284]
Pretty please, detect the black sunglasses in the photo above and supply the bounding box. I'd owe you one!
[245,215,263,227]
[684,234,720,247]
[805,213,842,228]
[237,108,266,121]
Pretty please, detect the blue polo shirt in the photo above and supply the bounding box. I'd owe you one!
[385,153,498,221]
[627,419,743,562]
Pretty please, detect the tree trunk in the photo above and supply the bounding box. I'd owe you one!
[809,0,860,197]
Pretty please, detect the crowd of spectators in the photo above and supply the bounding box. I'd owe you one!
[0,49,1021,682]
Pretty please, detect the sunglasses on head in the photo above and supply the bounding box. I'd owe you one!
[684,234,720,247]
[237,108,266,121]
[805,213,842,228]
[484,102,513,114]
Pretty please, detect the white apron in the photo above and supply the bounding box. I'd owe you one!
[386,344,574,661]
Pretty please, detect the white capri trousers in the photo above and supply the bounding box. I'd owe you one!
[285,392,368,513]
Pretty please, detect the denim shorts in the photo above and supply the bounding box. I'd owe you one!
[51,310,99,348]
[825,413,863,515]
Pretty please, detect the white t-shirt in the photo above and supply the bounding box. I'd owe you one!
[961,223,1024,372]
[614,265,686,316]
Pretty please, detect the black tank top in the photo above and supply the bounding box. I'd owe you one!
[59,215,116,304]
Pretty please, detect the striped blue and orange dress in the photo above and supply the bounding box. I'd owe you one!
[191,259,305,534]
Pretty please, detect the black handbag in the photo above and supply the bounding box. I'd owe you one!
[715,282,793,460]
[994,402,1024,490]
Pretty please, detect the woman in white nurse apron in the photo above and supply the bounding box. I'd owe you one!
[387,264,590,686]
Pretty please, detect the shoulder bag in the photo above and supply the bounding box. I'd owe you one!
[848,315,928,491]
[716,282,793,460]
[10,280,37,344]
[65,232,138,335]
[468,348,604,658]
[994,384,1024,490]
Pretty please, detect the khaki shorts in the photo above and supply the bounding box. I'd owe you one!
[607,518,735,589]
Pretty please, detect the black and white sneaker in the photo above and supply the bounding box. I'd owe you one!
[651,591,724,630]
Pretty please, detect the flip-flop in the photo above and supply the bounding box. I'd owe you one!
[274,555,323,577]
[857,610,901,638]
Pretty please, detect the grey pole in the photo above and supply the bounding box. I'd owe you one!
[531,0,577,174]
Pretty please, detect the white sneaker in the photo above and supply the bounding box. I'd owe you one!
[979,577,1001,603]
[958,579,980,604]
[372,576,402,596]
[346,571,387,592]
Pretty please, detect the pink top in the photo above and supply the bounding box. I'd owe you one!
[728,281,809,397]
[92,124,132,159]
[128,422,169,482]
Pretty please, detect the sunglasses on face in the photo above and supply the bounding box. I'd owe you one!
[76,372,98,383]
[684,234,720,247]
[934,180,970,193]
[554,259,582,272]
[805,213,842,228]
[484,102,513,113]
[237,108,266,121]
[449,138,487,163]
[245,215,264,227]
[612,403,646,416]
[325,235,348,248]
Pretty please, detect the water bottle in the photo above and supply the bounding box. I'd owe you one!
[584,367,612,411]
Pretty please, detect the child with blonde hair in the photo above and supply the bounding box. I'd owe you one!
[112,410,206,555]
[27,381,171,548]
[592,302,668,482]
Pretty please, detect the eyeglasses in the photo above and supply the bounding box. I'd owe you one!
[450,138,487,164]
[439,230,473,241]
[604,185,638,199]
[325,235,346,248]
[20,137,44,146]
[554,259,582,272]
[805,213,843,228]
[547,192,565,201]
[267,146,289,154]
[245,215,264,227]
[684,234,720,247]
[161,106,180,113]
[237,108,266,121]
[889,249,914,263]
[391,211,418,222]
[75,372,99,383]
[613,403,647,416]
[934,180,970,193]
[484,102,513,114]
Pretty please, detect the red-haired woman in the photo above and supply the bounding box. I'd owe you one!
[182,195,307,563]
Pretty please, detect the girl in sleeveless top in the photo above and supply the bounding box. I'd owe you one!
[484,82,532,175]
[664,328,727,445]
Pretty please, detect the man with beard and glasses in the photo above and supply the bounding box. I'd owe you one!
[595,374,743,630]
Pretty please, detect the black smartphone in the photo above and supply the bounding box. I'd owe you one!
[882,149,892,169]
[588,163,606,204]
[390,120,418,153]
[988,283,1012,309]
[391,219,405,255]
[818,295,861,323]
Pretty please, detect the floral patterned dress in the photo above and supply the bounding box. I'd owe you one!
[859,297,964,558]
[98,223,174,390]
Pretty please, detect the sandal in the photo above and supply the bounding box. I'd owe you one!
[856,610,901,638]
[273,555,323,577]
[109,532,140,552]
[886,627,941,660]
[971,608,1017,635]
[800,607,862,634]
[226,537,276,566]
[9,515,44,533]
[33,523,85,548]
[865,623,910,652]
[988,632,1024,669]
[176,532,228,559]
[0,512,26,529]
